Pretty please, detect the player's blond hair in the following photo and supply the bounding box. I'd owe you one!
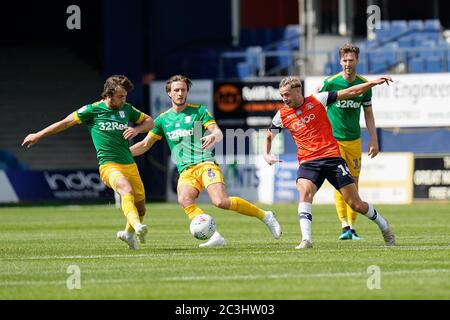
[279,76,302,90]
[101,75,134,98]
[339,43,360,59]
[166,75,192,93]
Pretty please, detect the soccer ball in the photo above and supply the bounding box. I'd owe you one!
[190,214,216,240]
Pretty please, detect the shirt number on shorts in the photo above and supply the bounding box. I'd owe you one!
[338,164,350,176]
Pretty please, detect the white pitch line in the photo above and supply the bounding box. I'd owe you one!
[0,269,449,287]
[161,269,450,282]
[1,245,449,262]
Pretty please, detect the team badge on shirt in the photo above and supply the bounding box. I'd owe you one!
[306,103,314,110]
[185,116,192,123]
[119,111,125,118]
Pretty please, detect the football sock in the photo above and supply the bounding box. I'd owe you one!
[184,204,204,220]
[346,203,358,229]
[229,197,265,220]
[125,215,145,233]
[125,223,134,233]
[364,203,389,231]
[298,202,312,241]
[121,194,141,230]
[334,191,349,228]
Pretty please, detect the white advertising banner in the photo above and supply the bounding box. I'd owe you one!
[305,73,450,128]
[313,153,414,204]
[150,80,214,118]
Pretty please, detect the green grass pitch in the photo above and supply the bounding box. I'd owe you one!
[0,202,449,299]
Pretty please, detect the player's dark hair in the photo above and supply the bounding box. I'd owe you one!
[166,75,192,93]
[102,75,134,99]
[339,43,360,59]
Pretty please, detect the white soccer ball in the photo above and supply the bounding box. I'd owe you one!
[190,214,216,240]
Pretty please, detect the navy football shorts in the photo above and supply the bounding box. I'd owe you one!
[297,157,355,190]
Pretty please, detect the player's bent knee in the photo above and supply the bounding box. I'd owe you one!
[212,198,228,209]
[116,182,134,195]
[299,191,314,202]
[178,197,194,208]
[348,200,365,213]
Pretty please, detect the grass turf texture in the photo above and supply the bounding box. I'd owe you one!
[0,203,449,299]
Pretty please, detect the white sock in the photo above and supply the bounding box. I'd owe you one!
[298,202,312,241]
[364,203,388,231]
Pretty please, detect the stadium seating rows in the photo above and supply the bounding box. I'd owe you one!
[325,19,449,75]
[232,25,301,79]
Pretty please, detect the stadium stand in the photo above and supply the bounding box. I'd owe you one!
[324,19,449,75]
[0,150,28,170]
[220,25,302,78]
[0,47,101,170]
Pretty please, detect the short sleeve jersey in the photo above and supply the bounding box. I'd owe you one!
[321,73,372,141]
[73,101,145,165]
[148,104,216,173]
[269,92,341,164]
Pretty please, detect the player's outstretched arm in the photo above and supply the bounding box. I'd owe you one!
[130,135,158,157]
[263,130,283,166]
[21,113,79,148]
[337,76,393,100]
[123,114,154,140]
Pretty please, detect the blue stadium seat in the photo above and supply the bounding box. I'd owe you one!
[382,42,398,66]
[398,36,413,48]
[275,41,293,70]
[236,62,251,79]
[424,56,442,72]
[407,20,424,32]
[390,20,408,38]
[409,57,425,73]
[424,19,441,32]
[284,24,301,49]
[356,61,367,74]
[245,46,262,74]
[323,62,333,75]
[366,39,379,48]
[411,34,432,46]
[423,19,441,42]
[375,21,390,42]
[369,57,388,73]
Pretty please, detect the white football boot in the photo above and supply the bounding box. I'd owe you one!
[295,239,313,249]
[135,224,148,244]
[117,231,138,250]
[199,231,227,248]
[263,211,282,240]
